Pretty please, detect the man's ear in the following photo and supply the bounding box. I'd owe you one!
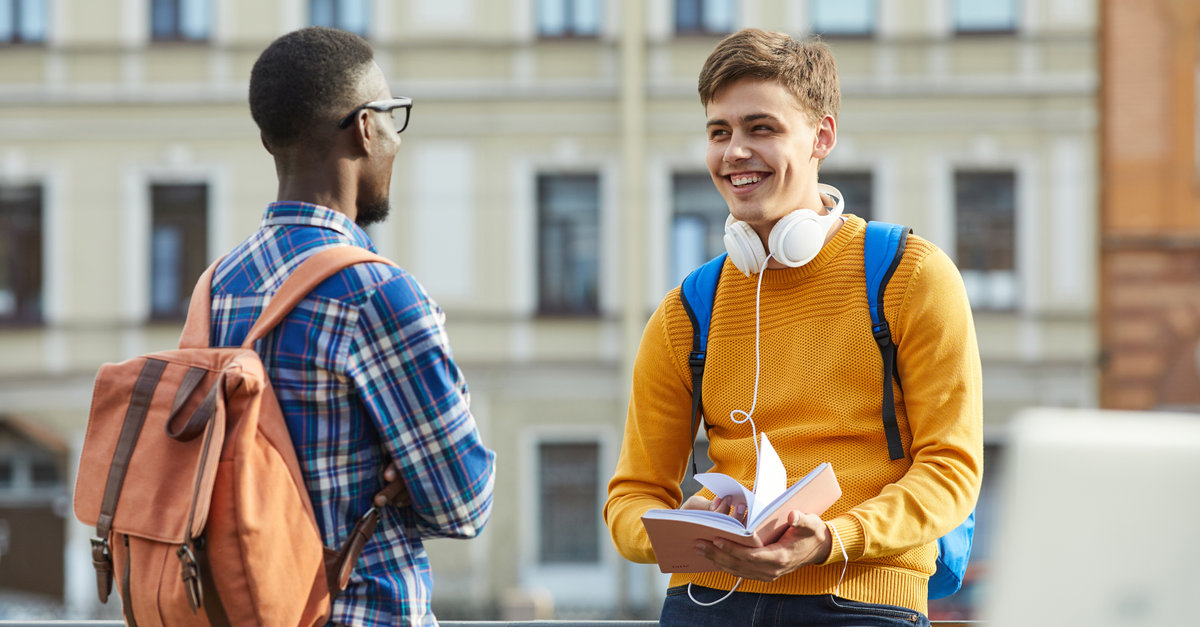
[260,131,274,155]
[812,115,837,160]
[349,110,374,155]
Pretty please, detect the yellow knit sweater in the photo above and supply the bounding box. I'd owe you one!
[604,216,983,615]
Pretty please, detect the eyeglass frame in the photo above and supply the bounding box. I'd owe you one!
[336,97,413,134]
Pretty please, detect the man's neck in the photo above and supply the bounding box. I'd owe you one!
[275,165,358,223]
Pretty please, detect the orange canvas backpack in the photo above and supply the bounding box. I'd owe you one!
[74,247,403,627]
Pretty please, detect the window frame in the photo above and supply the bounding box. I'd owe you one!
[669,171,728,288]
[535,172,602,317]
[308,0,370,37]
[809,0,876,39]
[535,0,602,39]
[673,0,736,37]
[952,0,1019,36]
[148,182,209,322]
[149,0,212,43]
[0,183,44,327]
[536,440,603,565]
[518,426,620,605]
[953,168,1019,312]
[0,0,47,45]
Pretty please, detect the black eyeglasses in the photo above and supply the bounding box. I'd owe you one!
[337,97,413,134]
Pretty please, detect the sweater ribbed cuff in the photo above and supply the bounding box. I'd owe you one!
[822,515,865,565]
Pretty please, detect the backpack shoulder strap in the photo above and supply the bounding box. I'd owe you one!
[179,259,224,349]
[678,253,726,477]
[178,247,398,350]
[864,221,911,461]
[242,247,397,348]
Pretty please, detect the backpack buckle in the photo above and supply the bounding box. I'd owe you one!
[872,322,892,348]
[90,536,113,603]
[90,536,110,560]
[688,351,706,375]
[177,543,203,613]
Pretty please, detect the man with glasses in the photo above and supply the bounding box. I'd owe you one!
[209,27,495,626]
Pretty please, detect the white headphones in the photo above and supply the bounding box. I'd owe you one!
[722,183,845,276]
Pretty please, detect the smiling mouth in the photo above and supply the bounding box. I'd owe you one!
[730,173,766,188]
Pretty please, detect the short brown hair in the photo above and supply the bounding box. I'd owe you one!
[698,28,840,125]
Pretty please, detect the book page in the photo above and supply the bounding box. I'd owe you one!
[640,508,752,536]
[747,433,787,529]
[694,472,755,516]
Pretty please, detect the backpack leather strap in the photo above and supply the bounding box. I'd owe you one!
[323,473,409,597]
[91,357,169,604]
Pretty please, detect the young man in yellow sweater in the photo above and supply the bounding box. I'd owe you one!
[604,28,983,626]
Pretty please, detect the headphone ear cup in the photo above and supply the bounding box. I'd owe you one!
[768,209,826,267]
[723,215,767,276]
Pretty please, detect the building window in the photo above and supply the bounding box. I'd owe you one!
[536,0,600,37]
[955,170,1017,310]
[150,0,210,42]
[30,458,58,487]
[310,0,369,36]
[150,183,208,320]
[670,173,727,287]
[675,0,734,36]
[538,441,600,564]
[810,0,874,37]
[0,185,42,325]
[0,0,47,43]
[537,174,599,316]
[954,0,1017,35]
[820,170,873,221]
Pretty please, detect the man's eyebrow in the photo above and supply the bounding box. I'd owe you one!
[742,113,778,124]
[706,113,779,127]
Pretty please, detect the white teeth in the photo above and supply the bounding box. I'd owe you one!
[731,174,762,187]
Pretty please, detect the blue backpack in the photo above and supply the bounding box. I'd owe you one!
[678,221,974,600]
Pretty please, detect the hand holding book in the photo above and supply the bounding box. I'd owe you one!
[641,433,841,573]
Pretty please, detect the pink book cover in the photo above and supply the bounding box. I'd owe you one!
[640,461,841,573]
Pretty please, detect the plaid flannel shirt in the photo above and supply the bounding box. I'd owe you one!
[209,202,495,627]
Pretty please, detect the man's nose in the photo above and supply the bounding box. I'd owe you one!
[724,133,751,162]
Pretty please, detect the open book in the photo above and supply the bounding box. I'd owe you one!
[641,433,842,573]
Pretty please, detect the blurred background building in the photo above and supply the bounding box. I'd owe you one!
[1099,0,1200,413]
[4,0,1182,621]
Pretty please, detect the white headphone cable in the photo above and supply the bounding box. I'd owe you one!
[687,253,772,607]
[687,577,743,606]
[830,524,849,597]
[728,251,771,461]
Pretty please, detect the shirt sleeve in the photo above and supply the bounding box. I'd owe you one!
[349,271,496,540]
[822,245,983,564]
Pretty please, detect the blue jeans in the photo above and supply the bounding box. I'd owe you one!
[660,584,931,627]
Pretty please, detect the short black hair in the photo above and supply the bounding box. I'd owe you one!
[249,27,375,150]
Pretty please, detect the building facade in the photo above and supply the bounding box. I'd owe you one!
[1099,0,1200,412]
[0,0,1097,619]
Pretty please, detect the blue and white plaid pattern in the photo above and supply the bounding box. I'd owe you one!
[209,202,496,627]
